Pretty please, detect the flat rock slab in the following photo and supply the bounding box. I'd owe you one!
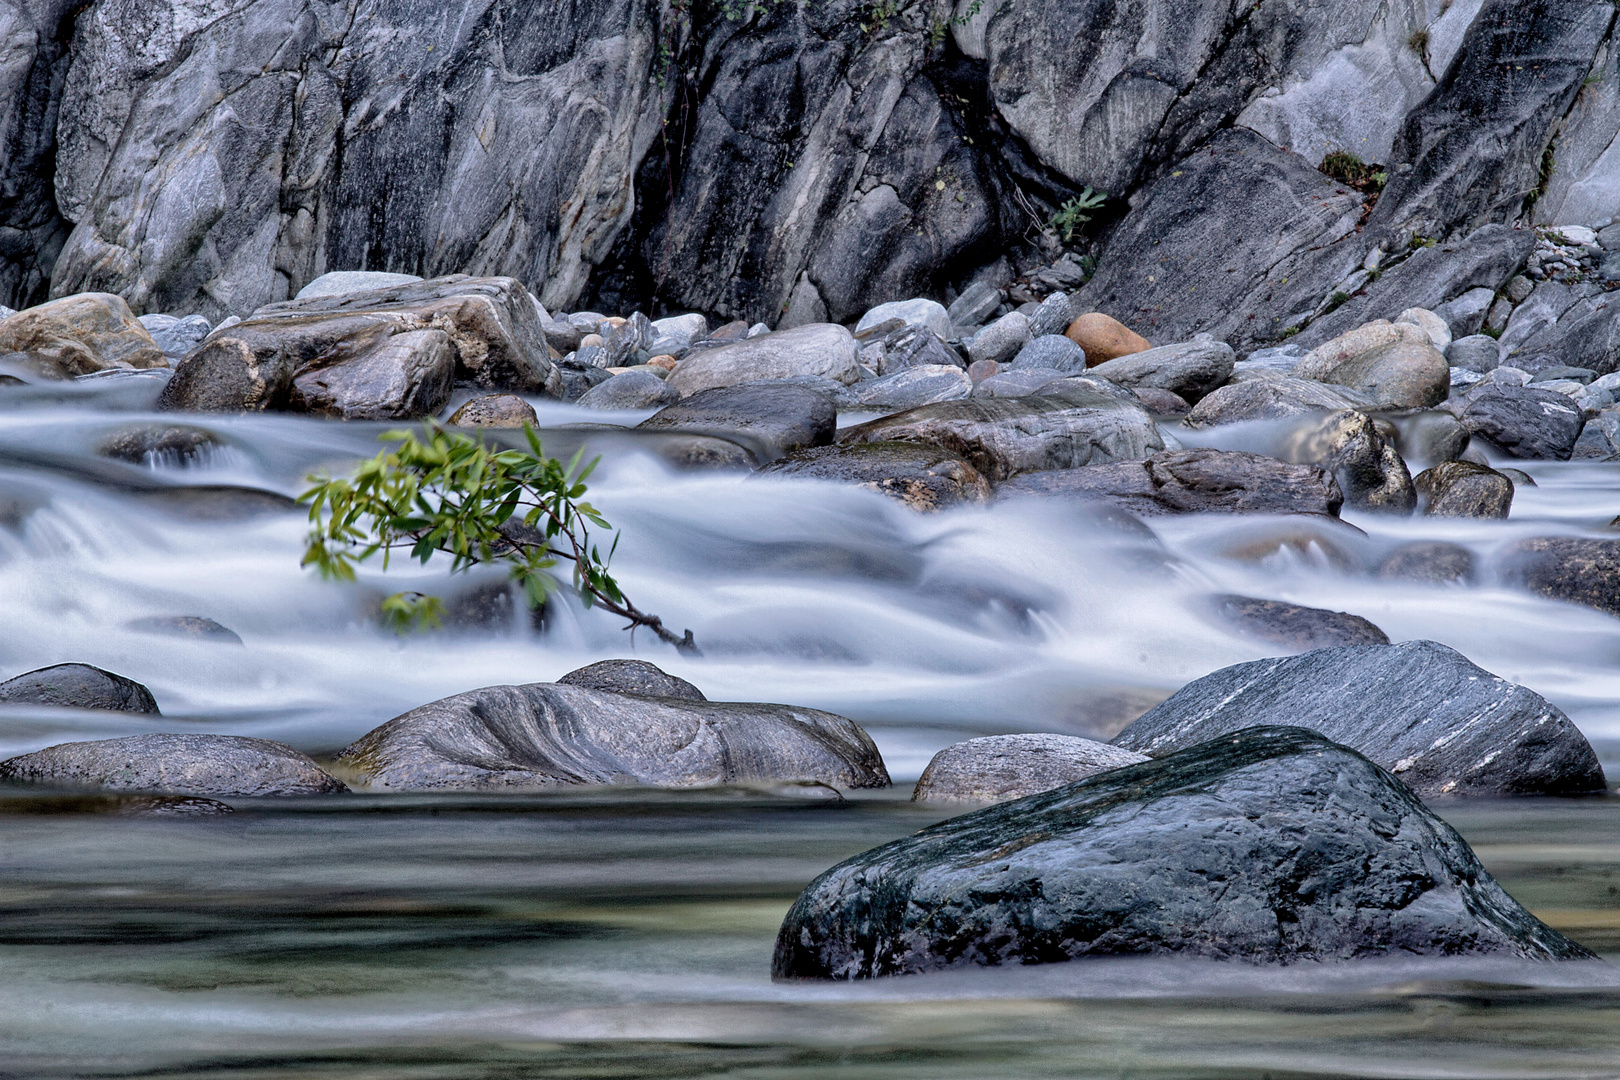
[1112,641,1604,798]
[1211,595,1389,651]
[557,659,705,701]
[838,389,1162,483]
[336,684,891,791]
[912,734,1147,804]
[998,449,1343,517]
[773,727,1592,980]
[0,734,346,796]
[638,382,836,458]
[757,441,991,512]
[0,664,158,713]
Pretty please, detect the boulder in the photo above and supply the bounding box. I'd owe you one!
[0,734,346,796]
[1395,308,1453,352]
[1454,384,1584,460]
[1066,312,1150,364]
[1008,335,1087,374]
[1573,410,1620,460]
[139,314,212,360]
[295,271,423,300]
[0,293,166,375]
[603,312,655,367]
[1376,542,1477,585]
[287,328,455,420]
[911,734,1148,805]
[335,683,890,791]
[948,282,1002,328]
[0,664,158,714]
[637,382,837,458]
[1414,461,1514,519]
[1183,378,1372,428]
[772,727,1592,980]
[651,313,708,350]
[1433,288,1497,340]
[856,299,951,340]
[578,369,681,410]
[159,276,560,413]
[869,326,965,375]
[1084,335,1234,403]
[126,616,243,644]
[448,394,539,428]
[966,312,1031,367]
[758,441,991,512]
[1294,322,1450,408]
[95,424,220,465]
[1113,640,1605,798]
[1131,387,1191,416]
[970,368,1068,398]
[556,659,705,701]
[837,388,1163,483]
[667,324,861,396]
[852,366,972,411]
[1210,595,1390,651]
[998,449,1343,518]
[1277,409,1415,513]
[1502,537,1620,617]
[1447,335,1501,373]
[1028,292,1080,337]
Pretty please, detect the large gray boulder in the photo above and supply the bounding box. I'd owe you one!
[0,734,346,796]
[911,734,1147,805]
[0,663,158,713]
[851,365,971,411]
[1502,537,1620,617]
[998,449,1344,518]
[0,293,166,376]
[1451,384,1585,460]
[637,381,837,458]
[577,369,680,410]
[335,683,891,791]
[1414,460,1514,518]
[1293,322,1449,409]
[1112,640,1605,797]
[758,441,991,512]
[773,727,1592,980]
[668,325,861,396]
[837,388,1163,483]
[1084,335,1235,404]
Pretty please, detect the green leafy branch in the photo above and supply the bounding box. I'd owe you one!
[299,423,697,653]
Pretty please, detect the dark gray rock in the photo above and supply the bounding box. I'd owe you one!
[911,734,1147,805]
[948,282,1002,328]
[852,366,971,411]
[1211,595,1390,652]
[1278,410,1415,513]
[1026,293,1079,338]
[1502,291,1620,377]
[604,312,655,367]
[1502,537,1620,617]
[578,369,680,410]
[0,734,345,796]
[1393,410,1472,469]
[448,394,539,428]
[335,683,890,791]
[139,314,212,360]
[1131,386,1191,416]
[558,362,613,402]
[1434,289,1497,340]
[95,424,220,465]
[1183,378,1372,428]
[758,441,991,512]
[1455,384,1585,460]
[998,449,1343,518]
[1572,411,1620,460]
[637,382,836,459]
[838,388,1162,483]
[0,663,158,713]
[1376,542,1478,585]
[288,328,456,420]
[1008,335,1087,374]
[557,659,705,702]
[1085,335,1234,404]
[1414,460,1515,518]
[872,326,965,375]
[1113,641,1605,797]
[1447,334,1503,374]
[773,727,1593,980]
[966,312,1031,367]
[126,616,244,644]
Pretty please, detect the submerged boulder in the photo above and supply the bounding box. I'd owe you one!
[336,683,890,791]
[1502,538,1620,617]
[773,727,1592,980]
[0,734,345,796]
[0,664,159,713]
[637,382,836,458]
[556,659,706,701]
[1414,460,1514,518]
[838,388,1162,483]
[758,441,991,512]
[1210,595,1390,651]
[997,449,1343,517]
[1112,641,1604,798]
[912,734,1147,805]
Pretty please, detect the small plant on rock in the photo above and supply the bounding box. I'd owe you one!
[300,423,696,652]
[1049,188,1108,243]
[1319,150,1388,192]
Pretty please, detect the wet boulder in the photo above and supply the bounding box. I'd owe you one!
[998,449,1343,518]
[1084,335,1234,404]
[0,664,158,714]
[556,659,706,701]
[1377,542,1477,584]
[0,293,167,375]
[1210,595,1390,651]
[95,424,220,465]
[448,394,539,428]
[772,727,1592,980]
[1452,385,1584,460]
[159,276,561,413]
[578,369,680,410]
[758,441,991,512]
[1414,461,1514,519]
[667,324,861,396]
[838,388,1163,483]
[637,382,837,458]
[1502,537,1620,618]
[912,734,1148,805]
[0,734,345,796]
[335,683,890,791]
[1278,410,1415,513]
[1183,378,1372,428]
[1294,322,1450,409]
[1113,641,1605,798]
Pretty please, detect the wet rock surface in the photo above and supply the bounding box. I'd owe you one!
[1113,641,1605,798]
[0,664,158,714]
[1414,461,1515,518]
[667,325,861,397]
[773,727,1593,980]
[448,394,539,428]
[336,684,891,791]
[1279,410,1415,513]
[556,659,705,702]
[638,382,837,459]
[912,734,1148,805]
[0,734,346,796]
[758,441,991,512]
[998,449,1343,518]
[1210,595,1390,651]
[1502,537,1620,617]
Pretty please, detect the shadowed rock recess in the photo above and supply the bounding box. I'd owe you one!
[773,728,1593,980]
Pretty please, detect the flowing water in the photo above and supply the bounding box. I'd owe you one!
[2,371,1620,1077]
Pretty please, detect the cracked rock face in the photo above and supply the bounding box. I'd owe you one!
[1112,640,1605,798]
[773,726,1593,980]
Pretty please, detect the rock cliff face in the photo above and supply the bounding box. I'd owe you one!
[3,0,1619,334]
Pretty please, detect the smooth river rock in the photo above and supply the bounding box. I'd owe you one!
[336,683,891,791]
[1293,322,1450,409]
[556,659,705,702]
[1414,461,1514,518]
[772,727,1592,980]
[1502,537,1620,617]
[1453,385,1585,460]
[637,382,836,458]
[448,394,539,428]
[1211,595,1390,651]
[1113,641,1605,798]
[1278,410,1415,513]
[0,663,159,713]
[1183,377,1373,428]
[997,449,1343,517]
[0,734,346,796]
[1084,335,1235,403]
[758,441,991,512]
[0,293,167,376]
[911,734,1148,805]
[668,324,861,396]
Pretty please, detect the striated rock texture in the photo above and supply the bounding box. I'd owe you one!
[773,727,1593,980]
